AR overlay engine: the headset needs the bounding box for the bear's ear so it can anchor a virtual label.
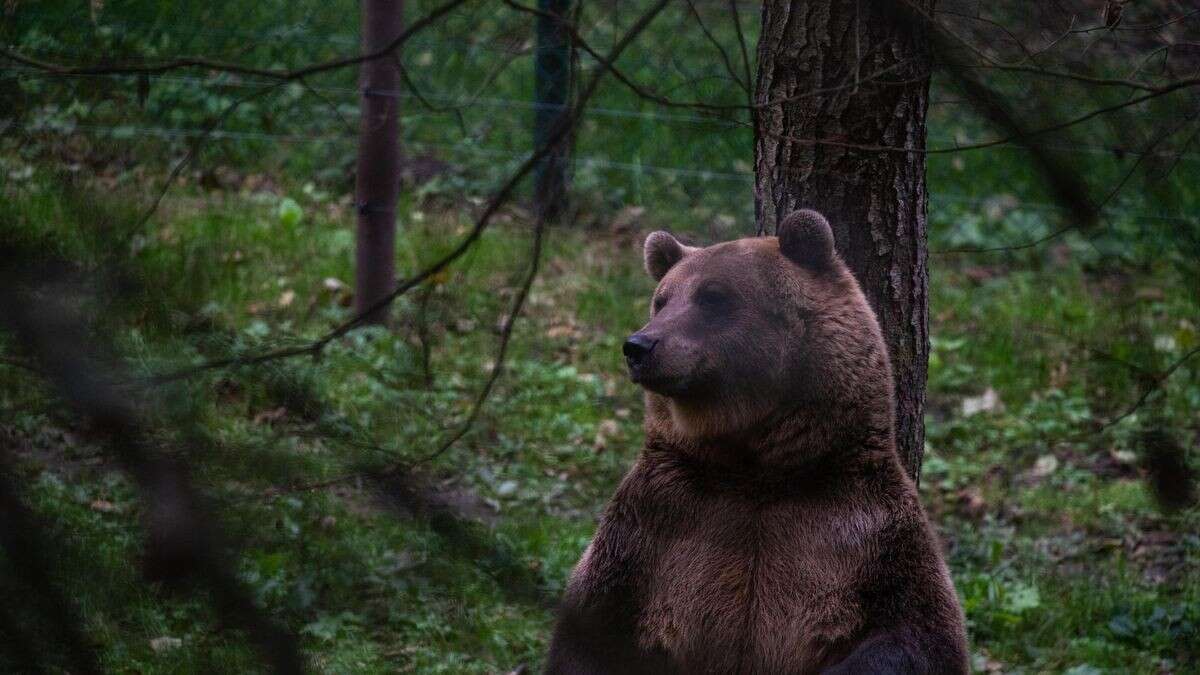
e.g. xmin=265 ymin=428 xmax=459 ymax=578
xmin=643 ymin=231 xmax=694 ymax=281
xmin=777 ymin=209 xmax=835 ymax=271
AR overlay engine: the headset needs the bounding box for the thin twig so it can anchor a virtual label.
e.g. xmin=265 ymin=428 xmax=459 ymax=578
xmin=0 ymin=354 xmax=42 ymax=374
xmin=933 ymin=103 xmax=1200 ymax=254
xmin=728 ymin=0 xmax=754 ymax=109
xmin=501 ymin=0 xmax=920 ymax=114
xmin=131 ymin=82 xmax=284 ymax=232
xmin=0 ymin=0 xmax=472 ymax=81
xmin=409 ymin=201 xmax=547 ymax=467
xmin=683 ymin=0 xmax=749 ymax=97
xmin=141 ymin=0 xmax=673 ymax=389
xmin=249 ymin=0 xmax=675 ymax=495
xmin=1101 ymin=346 xmax=1200 ymax=430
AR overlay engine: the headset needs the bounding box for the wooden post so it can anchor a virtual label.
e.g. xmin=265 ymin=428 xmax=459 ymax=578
xmin=533 ymin=0 xmax=572 ymax=223
xmin=354 ymin=0 xmax=404 ymax=324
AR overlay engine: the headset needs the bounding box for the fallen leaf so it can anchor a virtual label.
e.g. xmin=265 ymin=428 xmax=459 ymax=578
xmin=1048 ymin=361 xmax=1070 ymax=390
xmin=963 ymin=266 xmax=1000 ymax=283
xmin=90 ymin=499 xmax=119 ymax=514
xmin=982 ymin=194 xmax=1019 ymax=221
xmin=253 ymin=407 xmax=288 ymax=425
xmin=961 ymin=388 xmax=1003 ymax=417
xmin=611 ymin=206 xmax=645 ymax=231
xmin=710 ymin=213 xmax=737 ymax=233
xmin=1153 ymin=335 xmax=1177 ymax=352
xmin=1031 ymin=454 xmax=1059 ymax=478
xmin=149 ymin=636 xmax=182 ymax=652
xmin=1110 ymin=448 xmax=1137 ymax=466
xmin=956 ymin=488 xmax=987 ymax=519
xmin=546 ymin=323 xmax=578 ymax=340
xmin=597 ymin=419 xmax=620 ymax=437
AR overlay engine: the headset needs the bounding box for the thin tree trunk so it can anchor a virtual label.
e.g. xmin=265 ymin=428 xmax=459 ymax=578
xmin=754 ymin=0 xmax=935 ymax=482
xmin=354 ymin=0 xmax=404 ymax=324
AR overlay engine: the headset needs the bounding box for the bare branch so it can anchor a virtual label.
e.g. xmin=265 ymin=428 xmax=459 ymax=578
xmin=932 ymin=224 xmax=1079 ymax=255
xmin=932 ymin=99 xmax=1200 ymax=255
xmin=0 ymin=0 xmax=471 ymax=80
xmin=683 ymin=0 xmax=750 ymax=97
xmin=142 ymin=0 xmax=674 ymax=390
xmin=131 ymin=82 xmax=284 ymax=232
xmin=295 ymin=76 xmax=356 ymax=135
xmin=502 ymin=0 xmax=932 ymax=114
xmin=1101 ymin=346 xmax=1200 ymax=431
xmin=409 ymin=192 xmax=547 ymax=467
xmin=1065 ymin=7 xmax=1200 ymax=35
xmin=0 ymin=354 xmax=43 ymax=374
xmin=223 ymin=0 xmax=677 ymax=500
xmin=728 ymin=0 xmax=754 ymax=108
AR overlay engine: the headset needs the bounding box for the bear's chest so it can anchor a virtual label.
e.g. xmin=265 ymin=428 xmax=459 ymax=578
xmin=636 ymin=505 xmax=867 ymax=674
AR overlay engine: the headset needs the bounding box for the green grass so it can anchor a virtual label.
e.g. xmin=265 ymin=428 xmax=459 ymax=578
xmin=0 ymin=170 xmax=1197 ymax=673
xmin=3 ymin=1 xmax=1200 ymax=671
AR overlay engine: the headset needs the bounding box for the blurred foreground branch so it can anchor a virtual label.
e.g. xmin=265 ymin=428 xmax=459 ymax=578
xmin=0 ymin=454 xmax=102 ymax=674
xmin=0 ymin=258 xmax=306 ymax=675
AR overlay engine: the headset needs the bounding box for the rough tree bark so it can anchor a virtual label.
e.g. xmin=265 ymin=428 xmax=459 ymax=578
xmin=354 ymin=0 xmax=404 ymax=324
xmin=754 ymin=0 xmax=935 ymax=482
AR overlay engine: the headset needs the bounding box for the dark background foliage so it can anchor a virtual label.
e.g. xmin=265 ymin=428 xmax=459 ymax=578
xmin=1 ymin=0 xmax=1198 ymax=672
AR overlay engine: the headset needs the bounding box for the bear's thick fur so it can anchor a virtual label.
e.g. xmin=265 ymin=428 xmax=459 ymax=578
xmin=546 ymin=210 xmax=967 ymax=674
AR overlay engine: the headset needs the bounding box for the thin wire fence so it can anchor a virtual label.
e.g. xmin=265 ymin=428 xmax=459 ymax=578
xmin=1 ymin=3 xmax=1199 ymax=673
xmin=4 ymin=3 xmax=1199 ymax=234
xmin=11 ymin=115 xmax=1196 ymax=226
xmin=15 ymin=65 xmax=1200 ymax=152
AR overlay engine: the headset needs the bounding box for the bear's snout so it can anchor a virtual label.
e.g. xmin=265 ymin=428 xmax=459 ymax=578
xmin=622 ymin=333 xmax=658 ymax=381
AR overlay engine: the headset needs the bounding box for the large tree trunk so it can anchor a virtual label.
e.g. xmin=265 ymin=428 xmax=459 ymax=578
xmin=753 ymin=0 xmax=935 ymax=482
xmin=354 ymin=0 xmax=404 ymax=324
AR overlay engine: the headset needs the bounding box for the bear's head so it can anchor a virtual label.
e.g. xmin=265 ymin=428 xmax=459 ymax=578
xmin=626 ymin=210 xmax=894 ymax=453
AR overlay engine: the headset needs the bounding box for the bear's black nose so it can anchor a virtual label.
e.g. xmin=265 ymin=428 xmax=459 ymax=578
xmin=623 ymin=333 xmax=658 ymax=372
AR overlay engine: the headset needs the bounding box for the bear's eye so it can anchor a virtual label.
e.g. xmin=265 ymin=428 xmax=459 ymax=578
xmin=694 ymin=286 xmax=733 ymax=309
xmin=652 ymin=294 xmax=669 ymax=312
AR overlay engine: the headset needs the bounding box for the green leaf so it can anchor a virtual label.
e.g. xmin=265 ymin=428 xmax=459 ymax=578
xmin=1005 ymin=582 xmax=1041 ymax=614
xmin=278 ymin=197 xmax=304 ymax=228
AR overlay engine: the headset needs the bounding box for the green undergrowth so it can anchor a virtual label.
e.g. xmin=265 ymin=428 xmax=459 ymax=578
xmin=4 ymin=1 xmax=1200 ymax=671
xmin=0 ymin=165 xmax=1198 ymax=674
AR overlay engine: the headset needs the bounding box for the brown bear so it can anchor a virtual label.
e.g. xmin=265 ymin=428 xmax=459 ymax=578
xmin=545 ymin=210 xmax=967 ymax=674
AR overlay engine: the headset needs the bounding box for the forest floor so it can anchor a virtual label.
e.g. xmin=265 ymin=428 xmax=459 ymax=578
xmin=1 ymin=169 xmax=1198 ymax=674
